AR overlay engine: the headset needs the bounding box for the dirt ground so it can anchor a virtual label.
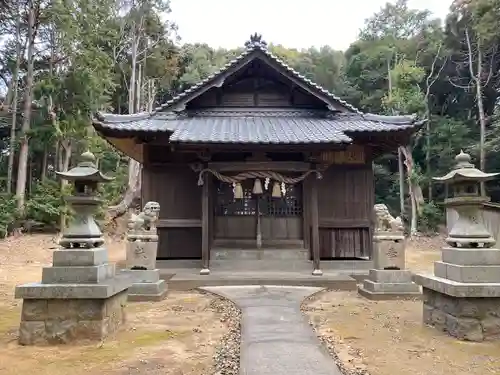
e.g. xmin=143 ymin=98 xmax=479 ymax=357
xmin=0 ymin=234 xmax=229 ymax=375
xmin=304 ymin=236 xmax=500 ymax=375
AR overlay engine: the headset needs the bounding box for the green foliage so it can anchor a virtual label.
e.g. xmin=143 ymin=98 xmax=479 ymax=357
xmin=418 ymin=201 xmax=444 ymax=233
xmin=0 ymin=195 xmax=17 ymax=238
xmin=1 ymin=0 xmax=500 ymax=235
xmin=383 ymin=59 xmax=426 ymax=115
xmin=25 ymin=180 xmax=66 ymax=227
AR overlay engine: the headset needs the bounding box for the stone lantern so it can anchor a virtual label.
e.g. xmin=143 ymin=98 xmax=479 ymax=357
xmin=414 ymin=150 xmax=500 ymax=341
xmin=15 ymin=151 xmax=130 ymax=345
xmin=434 ymin=150 xmax=498 ymax=248
xmin=56 ymin=150 xmax=113 ymax=250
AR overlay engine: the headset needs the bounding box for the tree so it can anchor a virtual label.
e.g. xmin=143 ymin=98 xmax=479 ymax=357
xmin=15 ymin=0 xmax=45 ymax=213
xmin=449 ymin=0 xmax=500 ymax=193
xmin=108 ymin=0 xmax=178 ymax=219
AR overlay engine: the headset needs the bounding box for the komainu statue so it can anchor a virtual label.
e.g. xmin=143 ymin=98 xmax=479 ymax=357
xmin=128 ymin=201 xmax=160 ymax=233
xmin=374 ymin=204 xmax=404 ymax=233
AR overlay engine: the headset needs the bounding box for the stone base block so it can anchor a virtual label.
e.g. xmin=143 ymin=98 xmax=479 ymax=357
xmin=126 ymin=240 xmax=157 ymax=270
xmin=120 ymin=269 xmax=160 ymax=283
xmin=441 ymin=247 xmax=500 ymax=266
xmin=42 ymin=263 xmax=115 ymax=284
xmin=120 ymin=269 xmax=167 ymax=302
xmin=414 ymin=273 xmax=500 ymax=297
xmin=359 ymin=274 xmax=421 ymax=300
xmin=15 ymin=274 xmax=131 ymax=299
xmin=369 ymin=269 xmax=413 ymax=283
xmin=52 ymin=247 xmax=109 ymax=267
xmin=18 ymin=290 xmax=128 ymax=345
xmin=128 ymin=280 xmax=167 ymax=302
xmin=358 ymin=285 xmax=422 ymax=300
xmin=422 ymin=287 xmax=500 ymax=341
xmin=373 ymin=234 xmax=406 ymax=270
xmin=434 ymin=261 xmax=500 ymax=283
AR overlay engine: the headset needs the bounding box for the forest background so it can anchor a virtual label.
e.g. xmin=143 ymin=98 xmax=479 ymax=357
xmin=0 ymin=0 xmax=499 ymax=237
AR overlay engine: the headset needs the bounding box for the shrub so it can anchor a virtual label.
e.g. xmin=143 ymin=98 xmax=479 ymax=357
xmin=25 ymin=180 xmax=66 ymax=228
xmin=418 ymin=201 xmax=443 ymax=233
xmin=0 ymin=195 xmax=17 ymax=238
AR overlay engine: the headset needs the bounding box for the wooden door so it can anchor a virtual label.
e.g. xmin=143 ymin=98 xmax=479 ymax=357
xmin=214 ymin=179 xmax=303 ymax=247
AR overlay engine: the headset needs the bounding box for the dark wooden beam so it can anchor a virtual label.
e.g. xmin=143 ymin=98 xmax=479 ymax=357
xmin=302 ymin=176 xmax=311 ymax=252
xmin=318 ymin=219 xmax=371 ymax=228
xmin=200 ymin=170 xmax=211 ymax=275
xmin=310 ymin=164 xmax=322 ymax=276
xmin=208 ymin=161 xmax=311 ymax=172
xmin=157 ymin=219 xmax=201 ymax=228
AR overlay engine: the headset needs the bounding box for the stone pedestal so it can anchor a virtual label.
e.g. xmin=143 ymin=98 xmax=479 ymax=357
xmin=123 ymin=206 xmax=167 ymax=302
xmin=415 ymin=246 xmax=500 ymax=341
xmin=358 ymin=231 xmax=421 ymax=300
xmin=120 ymin=269 xmax=167 ymax=302
xmin=126 ymin=233 xmax=158 ymax=270
xmin=14 ymin=151 xmax=131 ymax=345
xmin=15 ymin=246 xmax=130 ymax=345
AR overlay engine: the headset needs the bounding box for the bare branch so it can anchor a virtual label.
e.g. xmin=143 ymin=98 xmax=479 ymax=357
xmin=448 ymin=76 xmax=473 ymax=89
xmin=465 ymin=27 xmax=479 ymax=84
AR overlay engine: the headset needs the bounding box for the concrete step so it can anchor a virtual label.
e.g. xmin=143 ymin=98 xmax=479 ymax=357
xmin=320 ymin=259 xmax=374 ymax=271
xmin=210 ymin=259 xmax=312 ymax=272
xmin=211 ymin=248 xmax=309 ymax=261
xmin=213 ymin=239 xmax=305 ymax=249
xmin=166 ymin=271 xmax=358 ymax=291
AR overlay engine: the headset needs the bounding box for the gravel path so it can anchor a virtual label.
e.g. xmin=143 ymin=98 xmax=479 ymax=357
xmin=201 ymin=286 xmax=343 ymax=375
xmin=208 ymin=296 xmax=242 ymax=375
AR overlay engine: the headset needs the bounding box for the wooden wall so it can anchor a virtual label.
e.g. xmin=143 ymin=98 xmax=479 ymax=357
xmin=142 ymin=164 xmax=202 ymax=259
xmin=315 ymin=164 xmax=374 ymax=259
xmin=187 ymin=74 xmax=327 ymax=109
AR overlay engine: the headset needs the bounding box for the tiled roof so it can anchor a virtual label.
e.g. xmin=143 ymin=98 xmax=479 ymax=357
xmin=151 ymin=41 xmax=362 ymax=114
xmin=92 ymin=37 xmax=424 ymax=145
xmin=93 ymin=110 xmax=422 ymax=145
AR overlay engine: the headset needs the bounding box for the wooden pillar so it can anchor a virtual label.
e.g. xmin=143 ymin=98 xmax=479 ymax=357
xmin=310 ymin=166 xmax=322 ymax=276
xmin=200 ymin=172 xmax=211 ymax=275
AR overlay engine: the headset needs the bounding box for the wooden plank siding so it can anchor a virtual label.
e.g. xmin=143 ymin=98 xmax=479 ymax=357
xmin=316 ymin=165 xmax=374 ymax=259
xmin=142 ymin=165 xmax=203 ymax=259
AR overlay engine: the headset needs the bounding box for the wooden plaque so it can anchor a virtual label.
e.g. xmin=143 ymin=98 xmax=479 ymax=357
xmin=320 ymin=145 xmax=365 ymax=164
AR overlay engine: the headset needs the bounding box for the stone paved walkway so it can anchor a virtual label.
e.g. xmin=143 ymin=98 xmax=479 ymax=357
xmin=201 ymin=285 xmax=342 ymax=375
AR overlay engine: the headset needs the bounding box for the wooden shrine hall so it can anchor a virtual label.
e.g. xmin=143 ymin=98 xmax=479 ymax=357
xmin=93 ymin=35 xmax=422 ymax=275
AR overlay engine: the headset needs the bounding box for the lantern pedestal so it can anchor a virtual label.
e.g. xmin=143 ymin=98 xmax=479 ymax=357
xmin=14 ymin=151 xmax=131 ymax=345
xmin=415 ymin=151 xmax=500 ymax=341
xmin=414 ymin=246 xmax=500 ymax=341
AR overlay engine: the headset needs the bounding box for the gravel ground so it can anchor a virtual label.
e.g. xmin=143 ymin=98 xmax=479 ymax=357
xmin=301 ymin=291 xmax=370 ymax=375
xmin=205 ymin=293 xmax=242 ymax=375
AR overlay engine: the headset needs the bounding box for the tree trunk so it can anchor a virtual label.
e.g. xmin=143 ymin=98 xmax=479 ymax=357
xmin=41 ymin=147 xmax=48 ymax=181
xmin=7 ymin=3 xmax=22 ymax=195
xmin=15 ymin=2 xmax=36 ymax=213
xmin=398 ymin=147 xmax=405 ymax=220
xmin=135 ymin=63 xmax=142 ymax=112
xmin=59 ymin=140 xmax=72 ymax=231
xmin=475 ymin=48 xmax=487 ymax=195
xmin=109 ymin=31 xmax=142 ymax=219
xmin=401 ymin=146 xmax=425 ymax=236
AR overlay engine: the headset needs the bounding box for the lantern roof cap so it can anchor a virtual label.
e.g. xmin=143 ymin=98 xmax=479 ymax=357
xmin=433 ymin=150 xmax=499 ymax=183
xmin=56 ymin=151 xmax=114 ymax=182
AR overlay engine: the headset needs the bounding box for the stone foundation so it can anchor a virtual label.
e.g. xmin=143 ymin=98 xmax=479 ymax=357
xmin=358 ymin=269 xmax=421 ymax=300
xmin=120 ymin=269 xmax=167 ymax=302
xmin=18 ymin=290 xmax=127 ymax=345
xmin=423 ymin=287 xmax=500 ymax=341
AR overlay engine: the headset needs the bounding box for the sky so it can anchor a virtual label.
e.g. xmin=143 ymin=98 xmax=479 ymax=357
xmin=169 ymin=0 xmax=452 ymax=51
